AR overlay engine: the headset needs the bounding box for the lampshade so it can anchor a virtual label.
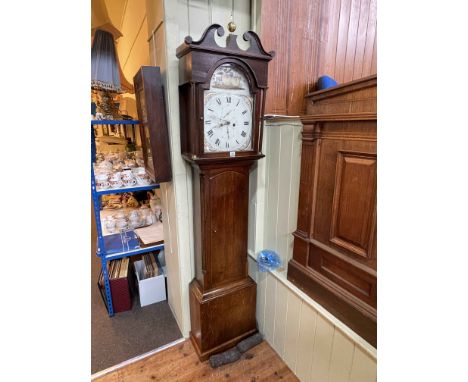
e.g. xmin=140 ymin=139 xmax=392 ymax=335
xmin=91 ymin=29 xmax=122 ymax=93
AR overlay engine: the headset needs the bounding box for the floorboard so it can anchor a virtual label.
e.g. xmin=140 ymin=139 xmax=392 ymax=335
xmin=94 ymin=339 xmax=299 ymax=382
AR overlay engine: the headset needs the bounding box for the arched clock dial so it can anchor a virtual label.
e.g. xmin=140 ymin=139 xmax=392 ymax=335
xmin=204 ymin=64 xmax=253 ymax=153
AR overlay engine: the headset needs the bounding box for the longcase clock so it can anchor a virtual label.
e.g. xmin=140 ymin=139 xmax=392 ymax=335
xmin=176 ymin=24 xmax=274 ymax=360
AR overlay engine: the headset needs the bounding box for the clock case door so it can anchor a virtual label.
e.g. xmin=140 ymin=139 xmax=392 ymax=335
xmin=176 ymin=24 xmax=274 ymax=163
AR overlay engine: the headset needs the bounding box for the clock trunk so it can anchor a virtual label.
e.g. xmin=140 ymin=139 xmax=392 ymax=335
xmin=189 ymin=160 xmax=257 ymax=360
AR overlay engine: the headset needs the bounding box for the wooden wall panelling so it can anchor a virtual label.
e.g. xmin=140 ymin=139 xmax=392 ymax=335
xmin=288 ymin=125 xmax=303 ymax=260
xmin=256 ymin=97 xmax=377 ymax=381
xmin=260 ymin=0 xmax=377 ymax=114
xmin=277 ymin=126 xmax=295 ymax=260
xmin=349 ymin=345 xmax=377 ymax=382
xmin=318 ymin=0 xmax=342 ymax=80
xmin=188 ymin=0 xmax=211 ymax=40
xmin=328 ymin=329 xmax=356 ymax=382
xmin=261 ymin=0 xmax=291 ymax=114
xmin=288 ymin=76 xmax=377 ymax=346
xmin=255 ymin=271 xmax=377 ymax=382
xmin=272 ymin=280 xmax=289 ymax=357
xmin=256 ymin=270 xmax=267 ymax=334
xmin=310 ymin=314 xmax=335 ymax=382
xmin=352 ymin=0 xmax=371 ymax=79
xmin=263 ymin=272 xmax=278 ymax=343
xmin=370 ymin=33 xmax=377 ymax=74
xmin=343 ymin=0 xmax=362 ymax=81
xmin=334 ymin=0 xmax=353 ymax=83
xmin=261 ymin=120 xmax=303 ymax=265
xmin=283 ymin=292 xmax=302 ymax=373
xmin=264 ymin=125 xmax=281 ymax=251
xmin=329 ymin=150 xmax=377 ymax=260
xmin=211 ymin=0 xmax=231 ymax=32
xmin=361 ymin=0 xmax=377 ymax=77
xmin=295 ymin=141 xmax=316 ymax=240
xmin=295 ymin=302 xmax=317 ymax=381
xmin=287 ymin=0 xmax=321 ymax=115
xmin=209 ymin=0 xmax=251 ymax=49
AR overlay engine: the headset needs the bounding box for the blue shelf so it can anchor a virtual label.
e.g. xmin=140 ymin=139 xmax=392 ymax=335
xmin=91 ymin=118 xmax=165 ymax=317
xmin=96 ymin=231 xmax=164 ymax=260
xmin=95 ymin=183 xmax=160 ymax=195
xmin=91 ymin=119 xmax=141 ymax=125
xmin=102 ymin=244 xmax=165 ymax=261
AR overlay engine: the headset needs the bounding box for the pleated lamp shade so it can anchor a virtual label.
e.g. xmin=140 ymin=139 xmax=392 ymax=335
xmin=91 ymin=29 xmax=122 ymax=93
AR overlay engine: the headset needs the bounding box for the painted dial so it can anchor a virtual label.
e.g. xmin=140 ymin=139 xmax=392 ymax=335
xmin=204 ymin=64 xmax=253 ymax=153
xmin=204 ymin=94 xmax=252 ymax=152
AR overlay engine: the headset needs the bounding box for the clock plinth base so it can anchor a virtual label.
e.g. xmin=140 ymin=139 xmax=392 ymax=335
xmin=189 ymin=277 xmax=257 ymax=361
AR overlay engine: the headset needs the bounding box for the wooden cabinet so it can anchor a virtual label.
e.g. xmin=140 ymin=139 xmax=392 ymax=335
xmin=287 ymin=75 xmax=377 ymax=347
xmin=134 ymin=66 xmax=172 ymax=183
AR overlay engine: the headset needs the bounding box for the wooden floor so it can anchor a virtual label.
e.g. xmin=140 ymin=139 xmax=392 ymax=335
xmin=94 ymin=339 xmax=299 ymax=382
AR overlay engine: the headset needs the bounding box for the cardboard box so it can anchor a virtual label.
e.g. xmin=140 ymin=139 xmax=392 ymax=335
xmin=134 ymin=260 xmax=166 ymax=307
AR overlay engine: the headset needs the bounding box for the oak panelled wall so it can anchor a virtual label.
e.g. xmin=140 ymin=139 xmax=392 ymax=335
xmin=260 ymin=0 xmax=377 ymax=115
xmin=288 ymin=75 xmax=377 ymax=347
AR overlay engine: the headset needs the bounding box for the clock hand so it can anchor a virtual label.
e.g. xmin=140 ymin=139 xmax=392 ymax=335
xmin=210 ymin=121 xmax=228 ymax=130
xmin=222 ymin=108 xmax=234 ymax=119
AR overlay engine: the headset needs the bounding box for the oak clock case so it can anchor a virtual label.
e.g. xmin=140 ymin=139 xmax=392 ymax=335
xmin=176 ymin=24 xmax=274 ymax=361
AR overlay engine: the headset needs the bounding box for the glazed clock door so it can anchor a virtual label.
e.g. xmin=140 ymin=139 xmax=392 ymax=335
xmin=203 ymin=64 xmax=253 ymax=153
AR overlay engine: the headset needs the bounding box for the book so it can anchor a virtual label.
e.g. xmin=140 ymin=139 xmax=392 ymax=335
xmin=119 ymin=257 xmax=129 ymax=278
xmin=98 ymin=259 xmax=133 ymax=313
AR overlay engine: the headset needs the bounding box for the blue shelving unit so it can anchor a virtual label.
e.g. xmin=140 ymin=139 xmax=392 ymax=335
xmin=91 ymin=119 xmax=164 ymax=317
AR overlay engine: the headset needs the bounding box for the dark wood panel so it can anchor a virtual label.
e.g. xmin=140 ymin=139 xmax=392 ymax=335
xmin=288 ymin=259 xmax=376 ymax=347
xmin=353 ymin=0 xmax=371 ymax=79
xmin=208 ymin=169 xmax=249 ymax=288
xmin=362 ymin=0 xmax=377 ymax=77
xmin=288 ymin=75 xmax=377 ymax=347
xmin=295 ymin=143 xmax=317 ymax=235
xmin=370 ymin=32 xmax=377 ymax=74
xmin=317 ymin=0 xmax=341 ymax=79
xmin=286 ymin=0 xmax=321 ymax=115
xmin=330 ymin=151 xmax=377 ymax=259
xmin=260 ymin=0 xmax=377 ymax=115
xmin=334 ymin=0 xmax=352 ymax=83
xmin=344 ymin=0 xmax=362 ymax=81
xmin=189 ymin=278 xmax=257 ymax=361
xmin=306 ymin=241 xmax=377 ymax=307
xmin=134 ymin=66 xmax=172 ymax=182
xmin=261 ymin=0 xmax=290 ymax=114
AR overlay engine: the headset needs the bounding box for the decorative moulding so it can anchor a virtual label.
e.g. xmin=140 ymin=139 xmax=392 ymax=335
xmin=176 ymin=24 xmax=275 ymax=61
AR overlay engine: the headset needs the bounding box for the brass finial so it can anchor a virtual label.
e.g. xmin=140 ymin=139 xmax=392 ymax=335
xmin=228 ymin=21 xmax=236 ymax=33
